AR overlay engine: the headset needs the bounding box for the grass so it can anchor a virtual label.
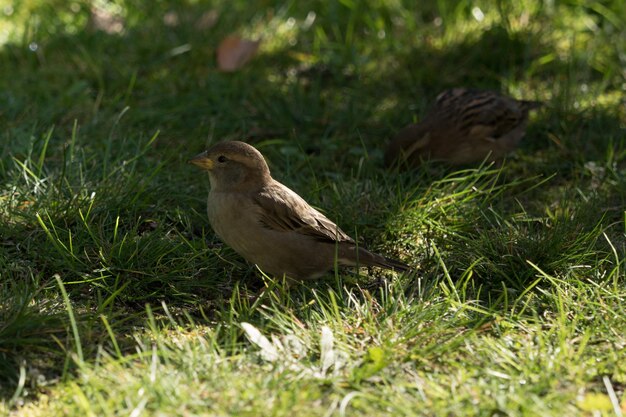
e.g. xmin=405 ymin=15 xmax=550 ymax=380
xmin=0 ymin=0 xmax=625 ymax=415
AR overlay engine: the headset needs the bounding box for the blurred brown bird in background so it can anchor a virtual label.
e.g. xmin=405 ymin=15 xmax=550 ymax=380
xmin=189 ymin=141 xmax=409 ymax=280
xmin=384 ymin=88 xmax=543 ymax=168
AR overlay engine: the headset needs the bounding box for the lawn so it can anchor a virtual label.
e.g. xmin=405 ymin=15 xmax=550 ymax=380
xmin=1 ymin=0 xmax=625 ymax=415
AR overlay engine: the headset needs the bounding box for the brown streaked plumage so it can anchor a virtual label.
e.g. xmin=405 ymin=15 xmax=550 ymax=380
xmin=189 ymin=141 xmax=409 ymax=280
xmin=384 ymin=88 xmax=543 ymax=167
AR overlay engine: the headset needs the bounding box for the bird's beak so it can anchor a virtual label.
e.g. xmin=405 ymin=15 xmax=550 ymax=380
xmin=188 ymin=151 xmax=214 ymax=170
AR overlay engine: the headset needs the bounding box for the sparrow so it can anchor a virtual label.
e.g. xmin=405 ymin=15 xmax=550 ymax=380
xmin=384 ymin=88 xmax=543 ymax=167
xmin=189 ymin=141 xmax=409 ymax=280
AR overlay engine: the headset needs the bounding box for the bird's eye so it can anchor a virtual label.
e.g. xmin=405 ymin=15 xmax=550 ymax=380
xmin=217 ymin=155 xmax=227 ymax=163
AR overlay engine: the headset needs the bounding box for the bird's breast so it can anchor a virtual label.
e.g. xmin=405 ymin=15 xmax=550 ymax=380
xmin=207 ymin=191 xmax=266 ymax=256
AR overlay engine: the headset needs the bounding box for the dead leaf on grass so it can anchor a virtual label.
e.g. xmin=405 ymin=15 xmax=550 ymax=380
xmin=89 ymin=5 xmax=125 ymax=34
xmin=216 ymin=35 xmax=261 ymax=72
xmin=195 ymin=10 xmax=219 ymax=30
xmin=163 ymin=11 xmax=179 ymax=27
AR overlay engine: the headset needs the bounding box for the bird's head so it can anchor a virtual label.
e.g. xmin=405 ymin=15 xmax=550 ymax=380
xmin=188 ymin=141 xmax=272 ymax=191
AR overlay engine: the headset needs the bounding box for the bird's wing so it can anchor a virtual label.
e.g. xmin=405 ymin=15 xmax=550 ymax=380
xmin=440 ymin=90 xmax=530 ymax=141
xmin=253 ymin=182 xmax=354 ymax=243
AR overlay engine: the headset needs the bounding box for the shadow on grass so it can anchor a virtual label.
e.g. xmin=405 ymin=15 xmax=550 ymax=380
xmin=0 ymin=272 xmax=66 ymax=394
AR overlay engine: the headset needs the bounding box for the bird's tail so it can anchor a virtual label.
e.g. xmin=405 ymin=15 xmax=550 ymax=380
xmin=519 ymin=100 xmax=543 ymax=112
xmin=360 ymin=248 xmax=411 ymax=274
xmin=378 ymin=256 xmax=411 ymax=273
xmin=344 ymin=245 xmax=412 ymax=274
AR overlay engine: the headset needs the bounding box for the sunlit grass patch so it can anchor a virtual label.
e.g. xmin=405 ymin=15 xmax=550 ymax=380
xmin=0 ymin=0 xmax=625 ymax=415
